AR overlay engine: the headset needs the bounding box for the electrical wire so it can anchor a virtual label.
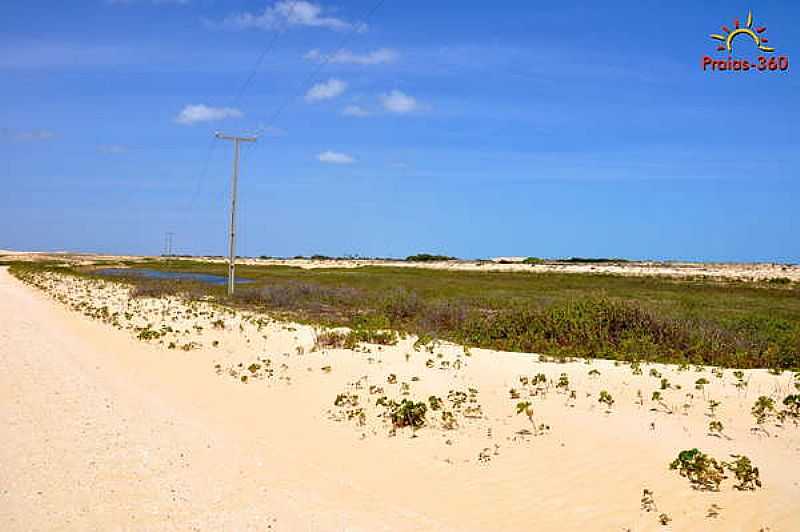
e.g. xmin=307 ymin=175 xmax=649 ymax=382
xmin=183 ymin=0 xmax=303 ymax=218
xmin=255 ymin=0 xmax=388 ymax=133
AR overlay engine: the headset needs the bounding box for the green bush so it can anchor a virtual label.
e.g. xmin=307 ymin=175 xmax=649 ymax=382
xmin=669 ymin=448 xmax=726 ymax=491
xmin=385 ymin=399 xmax=428 ymax=429
xmin=405 ymin=253 xmax=456 ymax=262
xmin=724 ymin=455 xmax=762 ymax=490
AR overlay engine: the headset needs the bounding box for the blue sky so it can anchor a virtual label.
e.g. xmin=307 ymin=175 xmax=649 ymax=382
xmin=1 ymin=1 xmax=798 ymax=261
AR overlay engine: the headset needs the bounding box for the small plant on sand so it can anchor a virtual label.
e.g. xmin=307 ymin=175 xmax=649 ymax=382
xmin=588 ymin=368 xmax=600 ymax=377
xmin=695 ymin=377 xmax=709 ymax=391
xmin=393 ymin=399 xmax=427 ymax=429
xmin=211 ymin=319 xmax=225 ymax=330
xmin=660 ymin=378 xmax=671 ymax=390
xmin=669 ymin=448 xmax=726 ymax=491
xmin=378 ymin=398 xmax=427 ymax=430
xmin=649 ymin=368 xmax=662 ymax=378
xmin=708 ymin=399 xmax=720 ymax=417
xmin=651 ymin=390 xmax=674 ymax=414
xmin=733 ymin=370 xmax=748 ymax=391
xmin=598 ymin=390 xmax=615 ymax=410
xmin=640 ymin=488 xmax=657 ymax=512
xmin=428 ymin=395 xmax=443 ymax=411
xmin=441 ymin=410 xmax=458 ymax=430
xmin=630 ymin=360 xmax=643 ymax=375
xmin=724 ymin=454 xmax=762 ymax=490
xmin=651 ymin=390 xmax=662 ymax=402
xmin=779 ymin=394 xmax=800 ymax=423
xmin=516 ymin=400 xmax=548 ymax=434
xmin=751 ymin=396 xmax=776 ymax=432
xmin=331 ymin=391 xmax=365 ymax=425
xmin=516 ymin=400 xmax=534 ymax=422
xmin=706 ymin=504 xmax=721 ymax=518
xmin=658 ymin=513 xmax=672 ymax=526
xmin=334 ymin=393 xmax=359 ymax=408
xmin=532 ymin=373 xmax=547 ymax=385
xmin=708 ymin=420 xmax=724 ymax=437
xmin=556 ymin=373 xmax=570 ymax=391
xmin=783 ymin=392 xmax=800 ymax=411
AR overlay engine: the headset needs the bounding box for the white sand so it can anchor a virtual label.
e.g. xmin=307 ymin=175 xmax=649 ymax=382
xmin=1 ymin=267 xmax=798 ymax=531
xmin=184 ymin=257 xmax=800 ymax=283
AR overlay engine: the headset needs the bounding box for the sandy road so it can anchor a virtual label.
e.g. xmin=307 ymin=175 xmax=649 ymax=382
xmin=0 ymin=268 xmax=404 ymax=531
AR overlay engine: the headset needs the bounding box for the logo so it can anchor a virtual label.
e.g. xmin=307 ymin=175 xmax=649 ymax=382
xmin=701 ymin=10 xmax=789 ymax=73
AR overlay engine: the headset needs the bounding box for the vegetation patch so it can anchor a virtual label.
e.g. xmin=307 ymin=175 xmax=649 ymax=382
xmin=12 ymin=259 xmax=800 ymax=368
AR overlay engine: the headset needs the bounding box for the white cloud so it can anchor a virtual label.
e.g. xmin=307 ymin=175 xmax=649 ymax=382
xmin=305 ymin=78 xmax=347 ymax=102
xmin=342 ymin=104 xmax=370 ymax=117
xmin=175 ymin=104 xmax=243 ymax=125
xmin=1 ymin=128 xmax=55 ymax=141
xmin=317 ymin=150 xmax=355 ymax=164
xmin=379 ymin=90 xmax=420 ymax=113
xmin=221 ymin=1 xmax=364 ymax=32
xmin=304 ymin=48 xmax=397 ymax=65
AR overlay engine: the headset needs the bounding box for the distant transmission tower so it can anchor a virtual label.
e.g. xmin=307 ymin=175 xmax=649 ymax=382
xmin=215 ymin=132 xmax=257 ymax=296
xmin=164 ymin=232 xmax=174 ymax=256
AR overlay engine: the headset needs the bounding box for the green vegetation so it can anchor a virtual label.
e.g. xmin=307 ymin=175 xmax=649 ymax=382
xmin=751 ymin=396 xmax=776 ymax=428
xmin=640 ymin=488 xmax=656 ymax=512
xmin=669 ymin=448 xmax=726 ymax=491
xmin=378 ymin=397 xmax=427 ymax=429
xmin=405 ymin=253 xmax=456 ymax=262
xmin=670 ymin=449 xmax=764 ymax=492
xmin=598 ymin=390 xmax=615 ymax=409
xmin=10 ymin=259 xmax=800 ymax=368
xmin=725 ymin=455 xmax=762 ymax=490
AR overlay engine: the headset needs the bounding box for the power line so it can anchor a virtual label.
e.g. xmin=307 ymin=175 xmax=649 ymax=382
xmin=164 ymin=231 xmax=174 ymax=256
xmin=183 ymin=1 xmax=303 ymax=218
xmin=187 ymin=0 xmax=388 ymax=266
xmin=255 ymin=0 xmax=388 ymax=133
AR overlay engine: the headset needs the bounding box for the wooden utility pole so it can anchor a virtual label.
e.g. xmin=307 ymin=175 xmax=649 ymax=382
xmin=215 ymin=132 xmax=257 ymax=296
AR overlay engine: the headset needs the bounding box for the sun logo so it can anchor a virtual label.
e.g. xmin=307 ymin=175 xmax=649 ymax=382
xmin=710 ymin=11 xmax=774 ymax=53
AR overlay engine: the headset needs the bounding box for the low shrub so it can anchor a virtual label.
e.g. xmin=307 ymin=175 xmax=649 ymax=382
xmin=669 ymin=448 xmax=726 ymax=491
xmin=379 ymin=398 xmax=427 ymax=429
xmin=725 ymin=454 xmax=762 ymax=490
xmin=405 ymin=253 xmax=456 ymax=262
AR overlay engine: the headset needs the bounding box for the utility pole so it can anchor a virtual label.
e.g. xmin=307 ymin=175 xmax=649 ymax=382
xmin=215 ymin=132 xmax=257 ymax=296
xmin=164 ymin=232 xmax=174 ymax=256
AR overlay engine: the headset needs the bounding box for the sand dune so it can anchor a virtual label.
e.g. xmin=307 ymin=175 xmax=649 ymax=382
xmin=2 ymin=266 xmax=798 ymax=531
